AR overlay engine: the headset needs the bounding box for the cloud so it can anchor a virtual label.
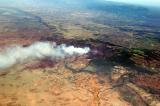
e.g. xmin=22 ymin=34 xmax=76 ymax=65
xmin=0 ymin=42 xmax=90 ymax=69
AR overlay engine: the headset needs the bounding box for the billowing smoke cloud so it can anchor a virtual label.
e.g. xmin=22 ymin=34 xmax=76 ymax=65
xmin=0 ymin=42 xmax=90 ymax=69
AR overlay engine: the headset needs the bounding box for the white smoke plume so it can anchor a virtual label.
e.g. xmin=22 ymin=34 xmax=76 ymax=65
xmin=0 ymin=42 xmax=90 ymax=69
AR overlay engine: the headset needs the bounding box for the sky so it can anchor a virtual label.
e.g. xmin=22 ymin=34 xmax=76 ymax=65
xmin=106 ymin=0 xmax=160 ymax=7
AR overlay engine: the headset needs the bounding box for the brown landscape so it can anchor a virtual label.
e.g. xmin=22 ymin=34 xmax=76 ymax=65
xmin=0 ymin=1 xmax=160 ymax=106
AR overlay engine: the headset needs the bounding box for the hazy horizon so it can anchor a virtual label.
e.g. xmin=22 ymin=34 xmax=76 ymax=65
xmin=0 ymin=0 xmax=160 ymax=8
xmin=106 ymin=0 xmax=160 ymax=7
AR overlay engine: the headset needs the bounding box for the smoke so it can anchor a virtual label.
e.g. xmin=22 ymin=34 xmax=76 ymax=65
xmin=0 ymin=42 xmax=90 ymax=69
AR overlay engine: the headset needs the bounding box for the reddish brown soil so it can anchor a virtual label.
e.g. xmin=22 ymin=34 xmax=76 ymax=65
xmin=25 ymin=59 xmax=57 ymax=70
xmin=0 ymin=28 xmax=51 ymax=47
xmin=0 ymin=58 xmax=131 ymax=106
xmin=131 ymin=54 xmax=160 ymax=70
xmin=131 ymin=74 xmax=160 ymax=98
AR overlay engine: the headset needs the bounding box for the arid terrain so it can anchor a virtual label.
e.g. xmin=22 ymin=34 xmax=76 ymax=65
xmin=0 ymin=0 xmax=160 ymax=106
